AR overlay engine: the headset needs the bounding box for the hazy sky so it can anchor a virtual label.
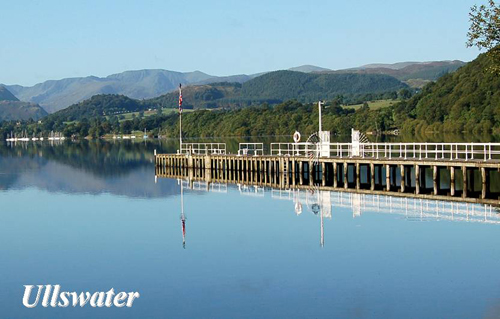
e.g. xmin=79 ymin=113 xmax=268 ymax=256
xmin=0 ymin=0 xmax=482 ymax=86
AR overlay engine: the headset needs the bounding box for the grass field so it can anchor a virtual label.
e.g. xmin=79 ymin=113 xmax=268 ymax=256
xmin=343 ymin=99 xmax=397 ymax=110
xmin=106 ymin=108 xmax=194 ymax=122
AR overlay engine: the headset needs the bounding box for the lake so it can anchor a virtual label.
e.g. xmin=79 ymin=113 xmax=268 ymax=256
xmin=1 ymin=139 xmax=499 ymax=318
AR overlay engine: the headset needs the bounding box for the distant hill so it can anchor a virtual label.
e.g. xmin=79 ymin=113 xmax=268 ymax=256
xmin=2 ymin=60 xmax=462 ymax=113
xmin=150 ymin=71 xmax=407 ymax=109
xmin=0 ymin=86 xmax=19 ymax=101
xmin=359 ymin=62 xmax=425 ymax=70
xmin=0 ymin=86 xmax=47 ymax=121
xmin=288 ymin=65 xmax=331 ymax=73
xmin=4 ymin=70 xmax=252 ymax=113
xmin=49 ymin=94 xmax=145 ymax=121
xmin=330 ymin=61 xmax=466 ymax=88
xmin=45 ymin=71 xmax=407 ymax=122
xmin=0 ymin=101 xmax=48 ymax=121
xmin=148 ymin=82 xmax=244 ymax=109
xmin=393 ymin=53 xmax=500 ymax=133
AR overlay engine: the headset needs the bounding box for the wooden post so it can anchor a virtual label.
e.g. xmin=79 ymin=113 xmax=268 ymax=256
xmin=386 ymin=164 xmax=390 ymax=191
xmin=433 ymin=166 xmax=438 ymax=195
xmin=333 ymin=162 xmax=338 ymax=188
xmin=370 ymin=163 xmax=375 ymax=191
xmin=415 ymin=165 xmax=420 ymax=194
xmin=481 ymin=167 xmax=487 ymax=199
xmin=309 ymin=161 xmax=314 ymax=186
xmin=462 ymin=166 xmax=467 ymax=198
xmin=344 ymin=162 xmax=348 ymax=189
xmin=322 ymin=162 xmax=326 ymax=187
xmin=450 ymin=167 xmax=455 ymax=196
xmin=188 ymin=155 xmax=193 ymax=169
xmin=299 ymin=160 xmax=304 ymax=185
xmin=400 ymin=165 xmax=405 ymax=193
xmin=356 ymin=163 xmax=360 ymax=190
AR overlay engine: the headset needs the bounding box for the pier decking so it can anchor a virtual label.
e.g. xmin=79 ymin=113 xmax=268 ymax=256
xmin=155 ymin=142 xmax=500 ymax=204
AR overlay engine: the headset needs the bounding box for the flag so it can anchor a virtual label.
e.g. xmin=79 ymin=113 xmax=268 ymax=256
xmin=178 ymin=83 xmax=183 ymax=114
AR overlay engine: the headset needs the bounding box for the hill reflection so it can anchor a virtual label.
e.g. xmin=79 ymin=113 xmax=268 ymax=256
xmin=0 ymin=140 xmax=180 ymax=197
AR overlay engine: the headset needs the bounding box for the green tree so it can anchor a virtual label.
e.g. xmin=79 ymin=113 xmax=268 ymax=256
xmin=467 ymin=0 xmax=500 ymax=73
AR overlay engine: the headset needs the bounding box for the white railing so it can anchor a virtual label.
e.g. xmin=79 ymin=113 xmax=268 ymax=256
xmin=180 ymin=143 xmax=226 ymax=155
xmin=238 ymin=143 xmax=264 ymax=156
xmin=270 ymin=142 xmax=338 ymax=157
xmin=270 ymin=142 xmax=500 ymax=161
xmin=355 ymin=143 xmax=500 ymax=161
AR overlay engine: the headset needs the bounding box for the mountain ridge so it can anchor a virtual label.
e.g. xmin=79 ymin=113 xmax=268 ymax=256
xmin=46 ymin=70 xmax=408 ymax=122
xmin=0 ymin=85 xmax=19 ymax=101
xmin=3 ymin=60 xmax=465 ymax=113
xmin=0 ymin=85 xmax=48 ymax=121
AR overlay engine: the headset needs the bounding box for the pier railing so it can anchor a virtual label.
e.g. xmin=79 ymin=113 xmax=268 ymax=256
xmin=357 ymin=143 xmax=500 ymax=161
xmin=238 ymin=143 xmax=264 ymax=156
xmin=180 ymin=143 xmax=226 ymax=155
xmin=270 ymin=142 xmax=341 ymax=157
xmin=269 ymin=142 xmax=500 ymax=161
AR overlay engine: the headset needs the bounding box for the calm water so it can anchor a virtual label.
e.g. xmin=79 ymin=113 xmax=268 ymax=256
xmin=1 ymin=140 xmax=500 ymax=319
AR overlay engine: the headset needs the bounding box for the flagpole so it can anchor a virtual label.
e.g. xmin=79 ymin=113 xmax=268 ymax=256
xmin=179 ymin=83 xmax=183 ymax=151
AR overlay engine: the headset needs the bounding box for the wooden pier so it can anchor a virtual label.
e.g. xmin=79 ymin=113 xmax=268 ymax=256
xmin=155 ymin=142 xmax=500 ymax=204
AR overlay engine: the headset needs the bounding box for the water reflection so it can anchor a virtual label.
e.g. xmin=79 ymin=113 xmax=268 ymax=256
xmin=1 ymin=140 xmax=499 ymax=318
xmin=180 ymin=180 xmax=187 ymax=249
xmin=166 ymin=176 xmax=500 ymax=249
xmin=0 ymin=140 xmax=181 ymax=197
xmin=0 ymin=138 xmax=289 ymax=196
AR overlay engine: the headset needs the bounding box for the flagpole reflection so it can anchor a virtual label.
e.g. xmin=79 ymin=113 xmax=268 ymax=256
xmin=180 ymin=179 xmax=186 ymax=249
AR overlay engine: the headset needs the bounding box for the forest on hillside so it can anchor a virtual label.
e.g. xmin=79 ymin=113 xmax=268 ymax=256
xmin=1 ymin=48 xmax=500 ymax=140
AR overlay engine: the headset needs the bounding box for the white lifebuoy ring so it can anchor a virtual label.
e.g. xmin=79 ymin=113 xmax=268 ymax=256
xmin=293 ymin=131 xmax=301 ymax=143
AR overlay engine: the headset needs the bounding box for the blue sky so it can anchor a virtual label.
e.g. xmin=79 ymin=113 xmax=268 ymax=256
xmin=0 ymin=0 xmax=482 ymax=86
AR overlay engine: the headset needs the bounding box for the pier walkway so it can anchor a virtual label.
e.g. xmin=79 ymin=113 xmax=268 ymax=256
xmin=155 ymin=142 xmax=500 ymax=203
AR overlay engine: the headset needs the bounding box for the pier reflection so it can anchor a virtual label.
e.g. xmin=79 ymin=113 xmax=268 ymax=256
xmin=159 ymin=169 xmax=500 ymax=248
